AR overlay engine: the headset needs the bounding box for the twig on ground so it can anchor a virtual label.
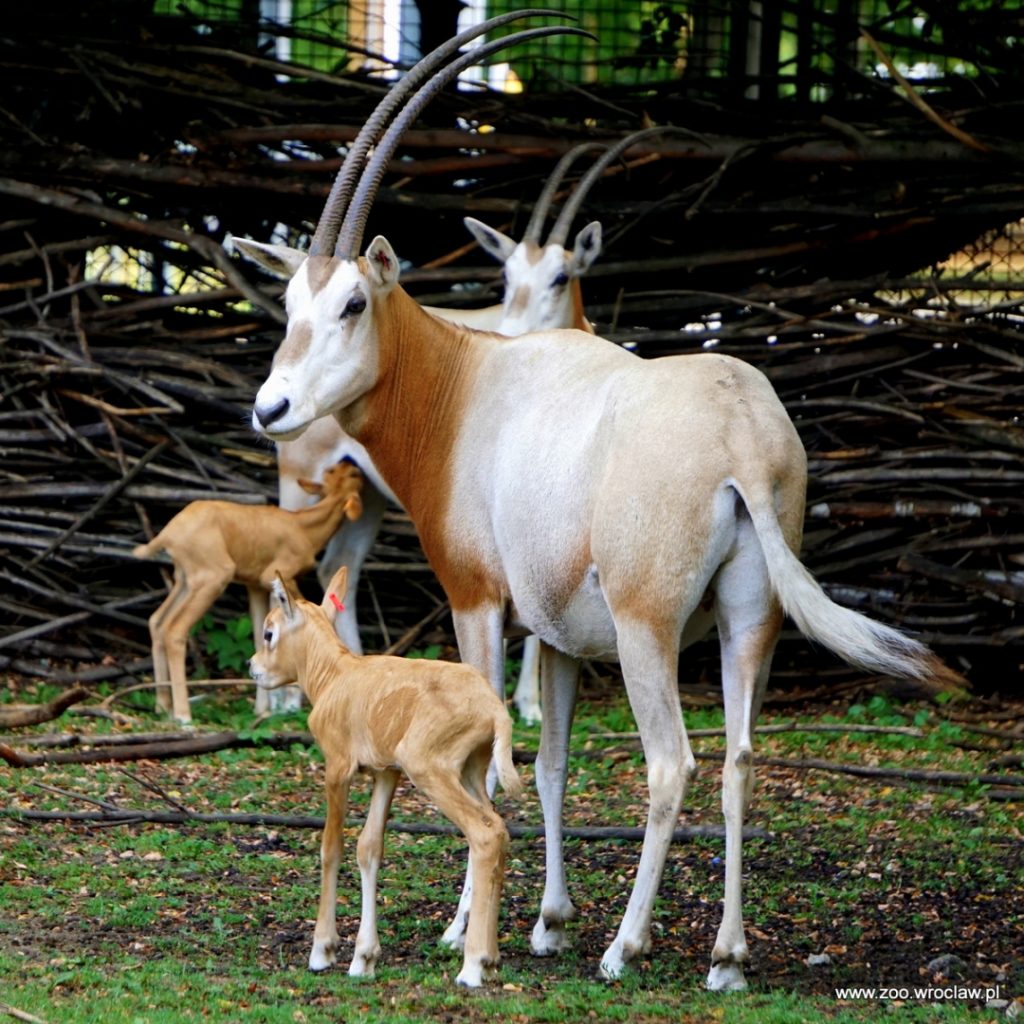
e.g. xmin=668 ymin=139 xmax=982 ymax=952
xmin=0 ymin=686 xmax=90 ymax=728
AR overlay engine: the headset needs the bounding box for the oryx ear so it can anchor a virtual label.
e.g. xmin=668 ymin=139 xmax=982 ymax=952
xmin=463 ymin=217 xmax=518 ymax=264
xmin=270 ymin=572 xmax=296 ymax=621
xmin=321 ymin=566 xmax=349 ymax=623
xmin=365 ymin=236 xmax=401 ymax=290
xmin=569 ymin=221 xmax=602 ymax=276
xmin=230 ymin=237 xmax=308 ymax=280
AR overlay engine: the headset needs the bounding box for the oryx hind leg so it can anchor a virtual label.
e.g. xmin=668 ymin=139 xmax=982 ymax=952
xmin=707 ymin=515 xmax=782 ymax=992
xmin=530 ymin=644 xmax=579 ymax=956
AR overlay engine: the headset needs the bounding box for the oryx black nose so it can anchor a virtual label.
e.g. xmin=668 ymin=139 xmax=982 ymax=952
xmin=255 ymin=397 xmax=290 ymax=428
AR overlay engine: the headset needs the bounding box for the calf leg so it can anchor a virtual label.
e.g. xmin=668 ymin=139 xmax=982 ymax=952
xmin=412 ymin=767 xmax=508 ymax=988
xmin=441 ymin=605 xmax=506 ymax=950
xmin=530 ymin=644 xmax=579 ymax=956
xmin=157 ymin=572 xmax=229 ymax=725
xmin=310 ymin=766 xmax=351 ymax=971
xmin=349 ymin=768 xmax=400 ymax=978
xmin=148 ymin=570 xmax=187 ymax=715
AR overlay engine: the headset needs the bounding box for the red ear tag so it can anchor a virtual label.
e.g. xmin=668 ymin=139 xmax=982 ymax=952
xmin=329 ymin=593 xmax=345 ymax=612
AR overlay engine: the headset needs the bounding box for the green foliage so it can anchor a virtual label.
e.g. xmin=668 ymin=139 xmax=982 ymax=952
xmin=405 ymin=644 xmax=443 ymax=660
xmin=194 ymin=613 xmax=255 ymax=674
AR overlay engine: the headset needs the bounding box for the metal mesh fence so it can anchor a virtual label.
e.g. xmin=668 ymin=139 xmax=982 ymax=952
xmin=143 ymin=1 xmax=1024 ymax=297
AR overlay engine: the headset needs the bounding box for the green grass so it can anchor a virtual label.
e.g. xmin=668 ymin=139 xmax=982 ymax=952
xmin=1 ymin=682 xmax=1019 ymax=1023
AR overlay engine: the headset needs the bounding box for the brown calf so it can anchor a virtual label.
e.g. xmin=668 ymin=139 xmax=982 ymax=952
xmin=248 ymin=565 xmax=521 ymax=987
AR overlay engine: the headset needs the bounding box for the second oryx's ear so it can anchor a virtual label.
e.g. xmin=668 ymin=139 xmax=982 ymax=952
xmin=463 ymin=217 xmax=518 ymax=264
xmin=569 ymin=221 xmax=603 ymax=276
xmin=365 ymin=236 xmax=401 ymax=290
xmin=230 ymin=237 xmax=308 ymax=280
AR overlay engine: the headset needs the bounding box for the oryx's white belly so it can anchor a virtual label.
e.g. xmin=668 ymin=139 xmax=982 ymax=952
xmin=511 ymin=562 xmax=619 ymax=659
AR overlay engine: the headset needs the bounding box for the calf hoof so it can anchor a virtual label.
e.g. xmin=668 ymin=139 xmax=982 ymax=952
xmin=455 ymin=963 xmax=484 ymax=988
xmin=309 ymin=942 xmax=338 ymax=972
xmin=707 ymin=961 xmax=748 ymax=991
xmin=456 ymin=958 xmax=498 ymax=988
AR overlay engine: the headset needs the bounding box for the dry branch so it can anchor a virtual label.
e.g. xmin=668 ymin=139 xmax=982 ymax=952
xmin=0 ymin=805 xmax=769 ymax=842
xmin=0 ymin=686 xmax=89 ymax=728
xmin=0 ymin=15 xmax=1022 ymax=699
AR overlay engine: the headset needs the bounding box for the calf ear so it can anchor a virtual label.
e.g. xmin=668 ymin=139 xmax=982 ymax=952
xmin=297 ymin=478 xmax=323 ymax=497
xmin=343 ymin=493 xmax=363 ymax=521
xmin=321 ymin=566 xmax=349 ymax=623
xmin=270 ymin=572 xmax=296 ymax=622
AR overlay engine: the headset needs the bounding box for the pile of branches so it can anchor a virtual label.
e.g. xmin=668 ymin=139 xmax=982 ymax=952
xmin=1 ymin=12 xmax=1023 ymax=698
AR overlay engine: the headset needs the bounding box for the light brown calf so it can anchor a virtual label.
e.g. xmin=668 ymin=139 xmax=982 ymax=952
xmin=248 ymin=565 xmax=521 ymax=988
xmin=133 ymin=461 xmax=363 ymax=723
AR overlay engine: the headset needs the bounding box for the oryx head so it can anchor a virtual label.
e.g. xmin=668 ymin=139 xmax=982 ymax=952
xmin=235 ymin=11 xmax=592 ymax=442
xmin=463 ymin=126 xmax=696 ymax=336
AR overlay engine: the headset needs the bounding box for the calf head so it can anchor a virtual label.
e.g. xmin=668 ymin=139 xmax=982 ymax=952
xmin=249 ymin=567 xmax=350 ymax=690
xmin=316 ymin=460 xmax=365 ymax=521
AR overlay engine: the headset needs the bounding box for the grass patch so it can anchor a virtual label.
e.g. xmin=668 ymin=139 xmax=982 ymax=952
xmin=1 ymin=683 xmax=1020 ymax=1022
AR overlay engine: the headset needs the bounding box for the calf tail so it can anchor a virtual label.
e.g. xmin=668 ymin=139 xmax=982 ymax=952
xmin=131 ymin=534 xmax=165 ymax=560
xmin=492 ymin=710 xmax=523 ymax=798
xmin=733 ymin=480 xmax=966 ymax=695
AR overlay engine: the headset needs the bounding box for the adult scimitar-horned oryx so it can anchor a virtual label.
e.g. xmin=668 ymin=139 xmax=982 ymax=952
xmin=239 ymin=11 xmax=962 ymax=990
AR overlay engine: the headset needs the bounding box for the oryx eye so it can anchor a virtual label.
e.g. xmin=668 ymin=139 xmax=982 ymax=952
xmin=263 ymin=629 xmax=274 ymax=644
xmin=552 ymin=271 xmax=569 ymax=288
xmin=343 ymin=294 xmax=366 ymax=317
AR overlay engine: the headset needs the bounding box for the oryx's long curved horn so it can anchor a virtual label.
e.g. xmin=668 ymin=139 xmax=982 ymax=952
xmin=547 ymin=125 xmax=704 ymax=247
xmin=308 ymin=9 xmax=569 ymax=256
xmin=522 ymin=142 xmax=607 ymax=244
xmin=336 ymin=25 xmax=595 ymax=259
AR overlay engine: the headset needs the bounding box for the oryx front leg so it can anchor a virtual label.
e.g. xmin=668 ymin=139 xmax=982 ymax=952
xmin=530 ymin=644 xmax=579 ymax=956
xmin=310 ymin=767 xmax=350 ymax=972
xmin=349 ymin=768 xmax=399 ymax=978
xmin=600 ymin=620 xmax=694 ymax=980
xmin=441 ymin=605 xmax=506 ymax=951
xmin=707 ymin=537 xmax=781 ymax=992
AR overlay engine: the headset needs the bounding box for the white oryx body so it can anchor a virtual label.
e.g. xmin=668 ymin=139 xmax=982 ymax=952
xmin=250 ymin=139 xmax=606 ymax=722
xmin=249 ymin=243 xmax=956 ymax=987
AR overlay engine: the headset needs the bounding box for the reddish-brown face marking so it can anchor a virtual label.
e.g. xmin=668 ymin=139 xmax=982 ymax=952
xmin=275 ymin=320 xmax=312 ymax=367
xmin=305 ymin=255 xmax=337 ymax=296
